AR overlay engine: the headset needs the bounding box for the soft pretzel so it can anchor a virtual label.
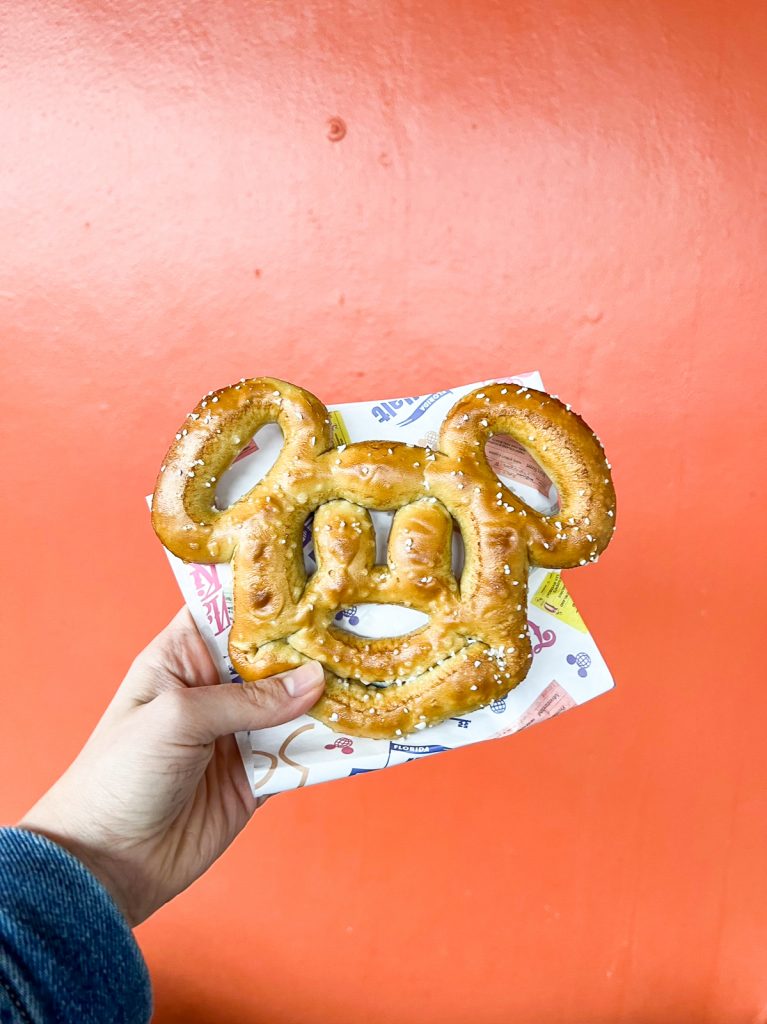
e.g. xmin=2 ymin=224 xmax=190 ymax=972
xmin=151 ymin=378 xmax=616 ymax=738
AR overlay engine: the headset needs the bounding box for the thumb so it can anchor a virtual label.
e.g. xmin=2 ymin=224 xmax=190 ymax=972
xmin=150 ymin=662 xmax=326 ymax=745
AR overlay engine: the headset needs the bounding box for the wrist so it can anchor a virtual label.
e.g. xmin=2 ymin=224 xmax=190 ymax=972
xmin=17 ymin=810 xmax=138 ymax=927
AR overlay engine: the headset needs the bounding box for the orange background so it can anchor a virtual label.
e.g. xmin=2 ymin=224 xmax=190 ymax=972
xmin=1 ymin=2 xmax=766 ymax=1021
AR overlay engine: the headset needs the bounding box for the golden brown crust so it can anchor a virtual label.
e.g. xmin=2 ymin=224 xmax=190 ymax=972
xmin=152 ymin=378 xmax=616 ymax=738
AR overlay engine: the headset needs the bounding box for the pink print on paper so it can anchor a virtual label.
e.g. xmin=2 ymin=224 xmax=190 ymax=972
xmin=528 ymin=619 xmax=556 ymax=655
xmin=516 ymin=680 xmax=576 ymax=730
xmin=494 ymin=680 xmax=576 ymax=738
xmin=233 ymin=438 xmax=260 ymax=463
xmin=325 ymin=737 xmax=354 ymax=755
xmin=188 ymin=563 xmax=231 ymax=636
xmin=485 ymin=434 xmax=554 ymax=499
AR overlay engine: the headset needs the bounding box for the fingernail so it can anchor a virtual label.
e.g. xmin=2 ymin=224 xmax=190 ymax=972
xmin=282 ymin=661 xmax=325 ymax=698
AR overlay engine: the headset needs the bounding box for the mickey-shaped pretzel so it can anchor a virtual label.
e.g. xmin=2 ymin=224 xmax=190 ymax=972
xmin=152 ymin=378 xmax=616 ymax=738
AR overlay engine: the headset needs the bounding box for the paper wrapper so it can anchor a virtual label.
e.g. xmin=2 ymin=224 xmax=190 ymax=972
xmin=148 ymin=372 xmax=614 ymax=795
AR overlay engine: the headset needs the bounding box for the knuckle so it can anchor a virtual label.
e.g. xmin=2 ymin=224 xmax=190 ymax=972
xmin=240 ymin=680 xmax=279 ymax=712
xmin=151 ymin=688 xmax=189 ymax=732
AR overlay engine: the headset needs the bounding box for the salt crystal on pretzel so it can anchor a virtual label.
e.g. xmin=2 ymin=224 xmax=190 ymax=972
xmin=152 ymin=377 xmax=616 ymax=738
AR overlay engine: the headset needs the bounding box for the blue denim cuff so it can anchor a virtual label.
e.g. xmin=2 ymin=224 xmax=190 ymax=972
xmin=0 ymin=827 xmax=151 ymax=1023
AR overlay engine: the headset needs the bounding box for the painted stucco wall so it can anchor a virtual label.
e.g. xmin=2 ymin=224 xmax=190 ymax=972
xmin=1 ymin=3 xmax=765 ymax=1021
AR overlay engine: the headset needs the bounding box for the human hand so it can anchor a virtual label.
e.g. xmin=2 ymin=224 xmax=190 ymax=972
xmin=19 ymin=608 xmax=325 ymax=927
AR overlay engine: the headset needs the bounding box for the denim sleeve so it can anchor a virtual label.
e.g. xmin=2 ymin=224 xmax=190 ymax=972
xmin=0 ymin=828 xmax=151 ymax=1024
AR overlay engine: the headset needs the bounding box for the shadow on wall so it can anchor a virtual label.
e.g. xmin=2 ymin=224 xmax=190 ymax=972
xmin=151 ymin=975 xmax=269 ymax=1024
xmin=151 ymin=971 xmax=710 ymax=1024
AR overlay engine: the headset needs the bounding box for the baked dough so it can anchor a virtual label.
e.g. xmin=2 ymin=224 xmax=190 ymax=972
xmin=152 ymin=378 xmax=615 ymax=738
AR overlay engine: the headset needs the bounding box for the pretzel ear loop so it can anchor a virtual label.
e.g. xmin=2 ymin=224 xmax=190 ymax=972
xmin=438 ymin=383 xmax=616 ymax=571
xmin=152 ymin=378 xmax=615 ymax=738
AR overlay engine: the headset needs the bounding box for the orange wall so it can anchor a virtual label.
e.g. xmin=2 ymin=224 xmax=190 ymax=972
xmin=2 ymin=2 xmax=766 ymax=1021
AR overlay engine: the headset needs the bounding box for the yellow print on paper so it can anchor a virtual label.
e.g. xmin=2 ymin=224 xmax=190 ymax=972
xmin=329 ymin=411 xmax=351 ymax=447
xmin=531 ymin=572 xmax=587 ymax=633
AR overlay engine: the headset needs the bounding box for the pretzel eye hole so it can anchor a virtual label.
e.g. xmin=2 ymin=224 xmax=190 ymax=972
xmin=301 ymin=511 xmax=318 ymax=576
xmin=369 ymin=511 xmax=393 ymax=564
xmin=451 ymin=526 xmax=465 ymax=581
xmin=214 ymin=423 xmax=284 ymax=510
xmin=333 ymin=604 xmax=430 ymax=638
xmin=484 ymin=434 xmax=559 ymax=514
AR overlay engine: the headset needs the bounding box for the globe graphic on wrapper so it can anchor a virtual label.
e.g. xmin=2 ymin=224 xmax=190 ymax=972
xmin=490 ymin=698 xmax=507 ymax=714
xmin=566 ymin=652 xmax=592 ymax=678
